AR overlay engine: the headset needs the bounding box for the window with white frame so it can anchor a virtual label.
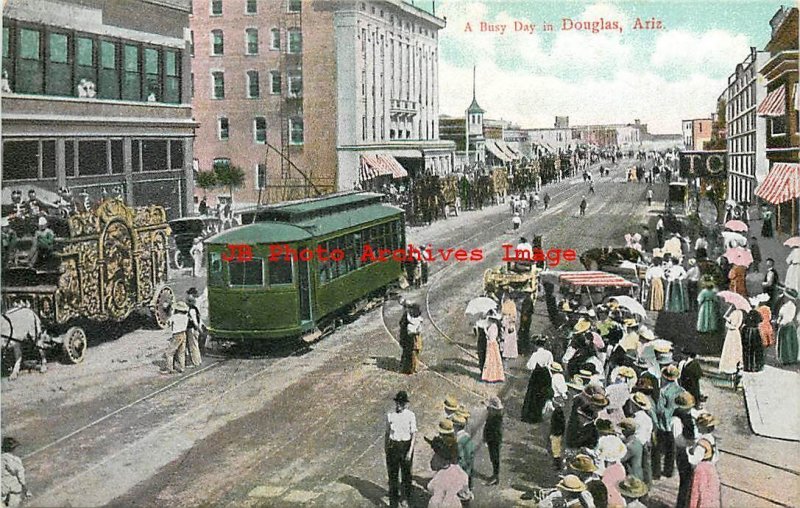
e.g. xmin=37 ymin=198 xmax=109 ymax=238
xmin=771 ymin=116 xmax=787 ymax=136
xmin=218 ymin=117 xmax=229 ymax=140
xmin=288 ymin=71 xmax=302 ymax=97
xmin=255 ymin=163 xmax=267 ymax=189
xmin=270 ymin=29 xmax=280 ymax=50
xmin=290 ymin=117 xmax=303 ymax=145
xmin=246 ymin=70 xmax=260 ymax=98
xmin=211 ymin=30 xmax=224 ymax=55
xmin=245 ymin=29 xmax=258 ymax=55
xmin=270 ymin=71 xmax=281 ymax=94
xmin=287 ymin=29 xmax=302 ymax=54
xmin=254 ymin=117 xmax=267 ymax=144
xmin=211 ymin=71 xmax=225 ymax=99
xmin=245 ymin=0 xmax=257 ymax=14
xmin=211 ymin=0 xmax=222 ymax=15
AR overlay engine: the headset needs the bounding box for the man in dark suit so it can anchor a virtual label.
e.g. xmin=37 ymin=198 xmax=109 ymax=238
xmin=679 ymin=348 xmax=704 ymax=405
xmin=762 ymin=258 xmax=780 ymax=311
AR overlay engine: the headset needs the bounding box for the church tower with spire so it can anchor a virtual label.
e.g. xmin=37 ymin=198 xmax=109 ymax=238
xmin=465 ymin=66 xmax=486 ymax=165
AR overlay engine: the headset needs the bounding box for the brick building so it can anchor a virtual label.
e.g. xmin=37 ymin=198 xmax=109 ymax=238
xmin=681 ymin=118 xmax=712 ymax=151
xmin=190 ymin=0 xmax=454 ymax=204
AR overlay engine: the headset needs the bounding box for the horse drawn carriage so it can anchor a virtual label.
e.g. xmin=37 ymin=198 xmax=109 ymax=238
xmin=1 ymin=198 xmax=173 ymax=374
xmin=483 ymin=263 xmax=540 ymax=302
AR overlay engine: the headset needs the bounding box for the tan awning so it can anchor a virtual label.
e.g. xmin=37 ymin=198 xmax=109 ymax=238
xmin=757 ymin=85 xmax=786 ymax=117
xmin=359 ymin=154 xmax=408 ymax=181
xmin=485 ymin=140 xmax=510 ymax=162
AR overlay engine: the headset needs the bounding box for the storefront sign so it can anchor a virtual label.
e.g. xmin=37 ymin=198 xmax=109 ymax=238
xmin=679 ymin=150 xmax=727 ymax=179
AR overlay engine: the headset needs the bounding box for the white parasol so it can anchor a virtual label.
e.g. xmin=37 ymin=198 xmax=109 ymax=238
xmin=465 ymin=297 xmax=498 ymax=323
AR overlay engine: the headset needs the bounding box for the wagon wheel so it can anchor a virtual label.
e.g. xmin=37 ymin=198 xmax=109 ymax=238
xmin=62 ymin=326 xmax=87 ymax=364
xmin=151 ymin=286 xmax=174 ymax=329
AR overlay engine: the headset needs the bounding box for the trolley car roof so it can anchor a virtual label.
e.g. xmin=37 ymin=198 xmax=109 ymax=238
xmin=206 ymin=222 xmax=313 ymax=245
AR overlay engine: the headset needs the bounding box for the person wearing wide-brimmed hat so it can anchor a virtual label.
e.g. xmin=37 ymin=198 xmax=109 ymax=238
xmin=548 ymin=393 xmax=567 ymax=471
xmin=687 ymin=439 xmax=722 ymax=508
xmin=537 ymin=474 xmax=595 ymax=508
xmin=671 ymin=392 xmax=698 ymax=508
xmin=566 ymin=392 xmax=607 ymax=450
xmin=2 ymin=436 xmax=28 ymax=508
xmin=521 ymin=337 xmax=553 ymax=424
xmin=482 ymin=396 xmax=504 ymax=485
xmin=426 ymin=419 xmax=459 ymax=472
xmin=443 ymin=396 xmax=459 ymax=420
xmin=451 ymin=414 xmax=476 ymax=493
xmin=690 ymin=413 xmax=720 ymax=467
xmin=163 ymin=300 xmax=190 ymax=374
xmin=776 ymin=288 xmax=799 ymax=365
xmin=630 ymin=392 xmax=655 ymax=487
xmin=617 ymin=475 xmax=649 ymax=508
xmin=597 ymin=435 xmax=627 ymax=508
xmin=620 ymin=418 xmax=645 ymax=483
xmin=565 ymin=319 xmax=595 ymax=379
xmin=385 ymin=391 xmax=417 ymax=507
xmin=696 ymin=278 xmax=720 ymax=333
xmin=652 ymin=364 xmax=682 ymax=480
xmin=565 ymin=456 xmax=606 ymax=508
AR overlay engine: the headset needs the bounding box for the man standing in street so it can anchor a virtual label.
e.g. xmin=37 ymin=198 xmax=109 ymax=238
xmin=186 ymin=288 xmax=204 ymax=365
xmin=653 ymin=365 xmax=682 ymax=480
xmin=385 ymin=391 xmax=417 ymax=508
xmin=483 ymin=396 xmax=503 ymax=485
xmin=163 ymin=301 xmax=189 ymax=374
xmin=543 ymin=192 xmax=551 ymax=211
xmin=646 ymin=188 xmax=653 ymax=207
xmin=656 ymin=216 xmax=665 ymax=248
xmin=579 ymin=196 xmax=587 ymax=217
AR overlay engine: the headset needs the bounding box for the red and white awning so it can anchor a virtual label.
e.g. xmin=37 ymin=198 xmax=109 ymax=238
xmin=558 ymin=271 xmax=636 ymax=288
xmin=757 ymin=85 xmax=786 ymax=117
xmin=754 ymin=163 xmax=800 ymax=205
xmin=359 ymin=154 xmax=408 ymax=181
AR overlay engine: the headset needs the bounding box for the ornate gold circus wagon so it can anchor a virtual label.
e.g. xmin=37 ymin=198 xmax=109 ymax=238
xmin=1 ymin=198 xmax=173 ymax=364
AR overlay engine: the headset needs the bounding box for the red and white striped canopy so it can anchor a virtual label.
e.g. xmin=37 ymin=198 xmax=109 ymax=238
xmin=360 ymin=154 xmax=408 ymax=181
xmin=558 ymin=271 xmax=636 ymax=288
xmin=757 ymin=85 xmax=786 ymax=117
xmin=754 ymin=163 xmax=800 ymax=205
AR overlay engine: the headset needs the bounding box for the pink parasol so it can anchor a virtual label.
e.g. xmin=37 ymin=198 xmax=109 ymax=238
xmin=717 ymin=290 xmax=752 ymax=311
xmin=724 ymin=247 xmax=753 ymax=267
xmin=783 ymin=237 xmax=800 ymax=248
xmin=724 ymin=220 xmax=748 ymax=232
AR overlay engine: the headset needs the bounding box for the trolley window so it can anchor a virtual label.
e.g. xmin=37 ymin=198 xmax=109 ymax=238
xmin=228 ymin=257 xmax=264 ymax=287
xmin=208 ymin=252 xmax=224 ymax=286
xmin=269 ymin=257 xmax=293 ymax=285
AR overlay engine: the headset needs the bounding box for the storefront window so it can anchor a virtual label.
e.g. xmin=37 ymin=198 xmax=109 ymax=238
xmin=46 ymin=32 xmax=71 ymax=96
xmin=2 ymin=141 xmax=39 ymax=180
xmin=141 ymin=139 xmax=168 ymax=171
xmin=78 ymin=140 xmax=109 ymax=176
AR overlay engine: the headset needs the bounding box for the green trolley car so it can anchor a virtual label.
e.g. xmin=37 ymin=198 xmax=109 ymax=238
xmin=205 ymin=192 xmax=405 ymax=341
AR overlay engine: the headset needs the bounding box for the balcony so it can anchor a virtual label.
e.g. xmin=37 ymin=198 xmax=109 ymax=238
xmin=390 ymin=99 xmax=418 ymax=115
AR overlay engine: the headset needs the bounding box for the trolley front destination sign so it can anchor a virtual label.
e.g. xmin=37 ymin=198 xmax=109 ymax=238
xmin=679 ymin=150 xmax=728 ymax=179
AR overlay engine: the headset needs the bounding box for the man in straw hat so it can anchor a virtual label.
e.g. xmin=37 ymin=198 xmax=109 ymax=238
xmin=617 ymin=476 xmax=649 ymax=508
xmin=453 ymin=414 xmax=475 ymax=490
xmin=482 ymin=396 xmax=503 ymax=485
xmin=443 ymin=396 xmax=459 ymax=421
xmin=385 ymin=391 xmax=417 ymax=508
xmin=620 ymin=418 xmax=645 ymax=483
xmin=653 ymin=364 xmax=683 ymax=480
xmin=537 ymin=474 xmax=595 ymax=508
xmin=566 ymin=392 xmax=608 ymax=450
xmin=566 ymin=455 xmax=605 ymax=508
xmin=672 ymin=391 xmax=697 ymax=508
xmin=426 ymin=419 xmax=458 ymax=472
xmin=678 ymin=348 xmax=704 ymax=406
xmin=597 ymin=435 xmax=628 ymax=508
xmin=629 ymin=392 xmax=655 ymax=486
xmin=163 ymin=301 xmax=190 ymax=374
xmin=689 ymin=413 xmax=720 ymax=466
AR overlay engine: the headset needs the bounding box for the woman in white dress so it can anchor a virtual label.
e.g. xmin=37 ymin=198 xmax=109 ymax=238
xmin=500 ymin=295 xmax=519 ymax=360
xmin=645 ymin=261 xmax=665 ymax=311
xmin=718 ymin=309 xmax=744 ymax=374
xmin=785 ymin=247 xmax=800 ymax=293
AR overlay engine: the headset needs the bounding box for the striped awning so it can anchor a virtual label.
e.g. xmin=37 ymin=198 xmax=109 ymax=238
xmin=754 ymin=163 xmax=800 ymax=205
xmin=485 ymin=140 xmax=511 ymax=162
xmin=757 ymin=85 xmax=786 ymax=117
xmin=558 ymin=271 xmax=636 ymax=288
xmin=359 ymin=154 xmax=408 ymax=181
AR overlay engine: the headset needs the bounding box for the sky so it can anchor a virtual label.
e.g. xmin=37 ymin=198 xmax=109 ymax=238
xmin=425 ymin=0 xmax=787 ymax=133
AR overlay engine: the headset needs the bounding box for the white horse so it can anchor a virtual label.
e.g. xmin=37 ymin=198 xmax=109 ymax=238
xmin=1 ymin=307 xmax=48 ymax=380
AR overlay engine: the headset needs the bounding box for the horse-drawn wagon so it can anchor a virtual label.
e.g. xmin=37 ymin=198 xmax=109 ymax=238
xmin=1 ymin=197 xmax=173 ymax=374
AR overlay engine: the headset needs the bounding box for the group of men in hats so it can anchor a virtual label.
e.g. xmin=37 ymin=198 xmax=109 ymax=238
xmin=528 ymin=298 xmax=721 ymax=507
xmin=384 ymin=391 xmax=506 ymax=508
xmin=162 ymin=288 xmax=205 ymax=374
